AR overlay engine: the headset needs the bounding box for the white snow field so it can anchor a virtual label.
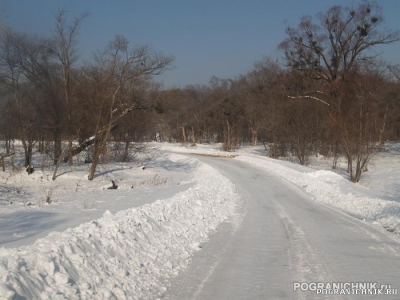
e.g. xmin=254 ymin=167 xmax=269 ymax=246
xmin=0 ymin=151 xmax=239 ymax=299
xmin=0 ymin=150 xmax=199 ymax=248
xmin=1 ymin=142 xmax=400 ymax=299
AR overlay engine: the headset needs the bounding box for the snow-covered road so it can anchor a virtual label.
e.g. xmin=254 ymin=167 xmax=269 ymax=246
xmin=1 ymin=147 xmax=399 ymax=299
xmin=164 ymin=156 xmax=400 ymax=300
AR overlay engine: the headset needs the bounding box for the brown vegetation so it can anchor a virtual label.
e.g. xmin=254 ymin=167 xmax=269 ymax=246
xmin=0 ymin=2 xmax=399 ymax=183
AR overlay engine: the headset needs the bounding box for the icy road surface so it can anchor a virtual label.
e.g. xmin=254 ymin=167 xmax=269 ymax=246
xmin=164 ymin=156 xmax=400 ymax=300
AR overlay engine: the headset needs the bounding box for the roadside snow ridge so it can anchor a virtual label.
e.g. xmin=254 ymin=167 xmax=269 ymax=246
xmin=237 ymin=154 xmax=400 ymax=235
xmin=0 ymin=157 xmax=239 ymax=299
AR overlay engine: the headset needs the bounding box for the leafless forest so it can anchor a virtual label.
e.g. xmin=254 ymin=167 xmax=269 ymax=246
xmin=1 ymin=2 xmax=400 ymax=182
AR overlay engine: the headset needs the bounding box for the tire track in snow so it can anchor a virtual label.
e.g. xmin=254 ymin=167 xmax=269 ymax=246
xmin=272 ymin=199 xmax=339 ymax=300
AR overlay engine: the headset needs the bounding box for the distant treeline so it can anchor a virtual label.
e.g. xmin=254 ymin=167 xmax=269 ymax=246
xmin=0 ymin=1 xmax=399 ymax=182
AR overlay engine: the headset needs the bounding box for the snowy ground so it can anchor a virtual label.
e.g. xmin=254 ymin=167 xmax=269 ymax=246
xmin=163 ymin=155 xmax=400 ymax=300
xmin=159 ymin=142 xmax=400 ymax=234
xmin=0 ymin=145 xmax=239 ymax=299
xmin=0 ymin=149 xmax=197 ymax=248
xmin=0 ymin=141 xmax=399 ymax=299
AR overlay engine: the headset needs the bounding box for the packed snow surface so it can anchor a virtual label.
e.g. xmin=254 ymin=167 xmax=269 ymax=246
xmin=159 ymin=142 xmax=400 ymax=235
xmin=235 ymin=154 xmax=400 ymax=234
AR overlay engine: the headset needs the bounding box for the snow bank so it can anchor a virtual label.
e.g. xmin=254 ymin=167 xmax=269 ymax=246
xmin=236 ymin=154 xmax=400 ymax=234
xmin=155 ymin=142 xmax=236 ymax=157
xmin=0 ymin=155 xmax=239 ymax=299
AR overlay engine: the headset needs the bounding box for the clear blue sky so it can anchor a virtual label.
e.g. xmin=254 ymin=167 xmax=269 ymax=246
xmin=2 ymin=0 xmax=400 ymax=87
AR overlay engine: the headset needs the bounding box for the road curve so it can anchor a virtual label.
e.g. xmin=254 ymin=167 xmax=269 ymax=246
xmin=162 ymin=156 xmax=400 ymax=300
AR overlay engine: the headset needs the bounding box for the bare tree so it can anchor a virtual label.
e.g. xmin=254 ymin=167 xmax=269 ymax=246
xmin=50 ymin=10 xmax=88 ymax=165
xmin=0 ymin=28 xmax=54 ymax=169
xmin=279 ymin=1 xmax=400 ymax=181
xmin=245 ymin=58 xmax=285 ymax=150
xmin=279 ymin=1 xmax=399 ymax=86
xmin=337 ymin=69 xmax=390 ymax=182
xmin=77 ymin=36 xmax=173 ymax=180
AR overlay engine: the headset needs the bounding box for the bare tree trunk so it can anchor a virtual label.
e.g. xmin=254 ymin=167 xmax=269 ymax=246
xmin=87 ymin=121 xmax=114 ymax=180
xmin=5 ymin=139 xmax=10 ymax=156
xmin=38 ymin=139 xmax=44 ymax=154
xmin=224 ymin=119 xmax=232 ymax=151
xmin=191 ymin=126 xmax=196 ymax=144
xmin=297 ymin=145 xmax=306 ymax=165
xmin=182 ymin=126 xmax=187 ymax=144
xmin=67 ymin=139 xmax=73 ymax=166
xmin=379 ymin=104 xmax=389 ymax=146
xmin=273 ymin=133 xmax=278 ymax=158
xmin=21 ymin=139 xmax=33 ymax=168
xmin=54 ymin=127 xmax=62 ymax=165
xmin=332 ymin=140 xmax=339 ymax=169
xmin=0 ymin=156 xmax=4 ymax=172
xmin=88 ymin=142 xmax=101 ymax=181
xmin=123 ymin=138 xmax=130 ymax=162
xmin=27 ymin=144 xmax=33 ymax=169
xmin=52 ymin=147 xmax=70 ymax=180
xmin=354 ymin=158 xmax=362 ymax=183
xmin=347 ymin=157 xmax=354 ymax=181
xmin=251 ymin=129 xmax=258 ymax=147
xmin=52 ymin=158 xmax=62 ymax=181
xmin=5 ymin=117 xmax=11 ymax=155
xmin=0 ymin=152 xmax=15 ymax=172
xmin=320 ymin=139 xmax=328 ymax=157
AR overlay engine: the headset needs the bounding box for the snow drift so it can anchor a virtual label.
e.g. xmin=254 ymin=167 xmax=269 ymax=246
xmin=157 ymin=142 xmax=400 ymax=235
xmin=0 ymin=155 xmax=239 ymax=299
xmin=236 ymin=154 xmax=400 ymax=235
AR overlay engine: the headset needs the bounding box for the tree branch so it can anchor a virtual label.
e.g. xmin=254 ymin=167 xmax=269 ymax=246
xmin=287 ymin=95 xmax=330 ymax=106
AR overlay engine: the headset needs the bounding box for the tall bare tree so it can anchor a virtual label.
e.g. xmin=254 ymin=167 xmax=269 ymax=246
xmin=279 ymin=1 xmax=399 ymax=86
xmin=50 ymin=10 xmax=88 ymax=165
xmin=78 ymin=36 xmax=173 ymax=180
xmin=0 ymin=28 xmax=54 ymax=169
xmin=279 ymin=0 xmax=400 ymax=181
